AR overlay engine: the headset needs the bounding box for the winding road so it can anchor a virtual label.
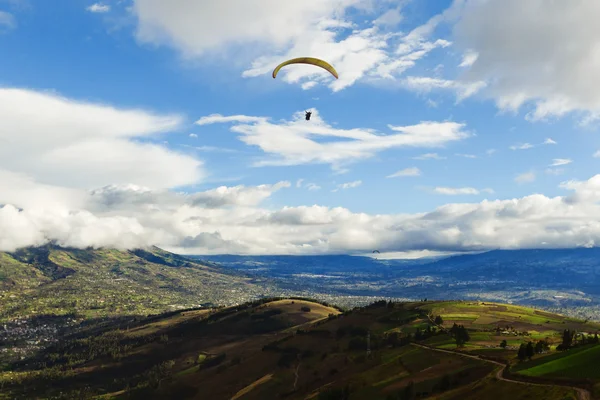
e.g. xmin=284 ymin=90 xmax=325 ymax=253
xmin=411 ymin=343 xmax=591 ymax=400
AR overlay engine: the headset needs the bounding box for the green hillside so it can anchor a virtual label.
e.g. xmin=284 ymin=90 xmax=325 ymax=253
xmin=0 ymin=245 xmax=272 ymax=323
xmin=1 ymin=299 xmax=590 ymax=400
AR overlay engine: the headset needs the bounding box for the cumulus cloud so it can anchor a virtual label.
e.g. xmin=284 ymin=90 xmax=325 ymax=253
xmin=7 ymin=173 xmax=600 ymax=255
xmin=594 ymin=151 xmax=600 ymax=158
xmin=195 ymin=110 xmax=469 ymax=171
xmin=452 ymin=0 xmax=600 ymax=121
xmin=86 ymin=3 xmax=110 ymax=13
xmin=515 ymin=172 xmax=536 ymax=184
xmin=550 ymin=158 xmax=572 ymax=167
xmin=544 ymin=138 xmax=557 ymax=145
xmin=189 ymin=133 xmax=198 ymax=138
xmin=387 ymin=167 xmax=421 ymax=178
xmin=131 ymin=1 xmax=454 ymax=92
xmin=0 ymin=88 xmax=201 ymax=190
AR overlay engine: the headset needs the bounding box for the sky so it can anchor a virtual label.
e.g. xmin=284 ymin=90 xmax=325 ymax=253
xmin=1 ymin=0 xmax=600 ymax=256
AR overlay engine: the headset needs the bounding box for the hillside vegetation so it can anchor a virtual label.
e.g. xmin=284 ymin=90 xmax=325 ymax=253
xmin=2 ymin=299 xmax=595 ymax=400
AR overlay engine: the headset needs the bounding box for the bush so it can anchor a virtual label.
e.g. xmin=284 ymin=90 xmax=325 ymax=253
xmin=301 ymin=306 xmax=311 ymax=312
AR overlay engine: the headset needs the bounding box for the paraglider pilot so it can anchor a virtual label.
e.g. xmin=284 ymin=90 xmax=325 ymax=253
xmin=305 ymin=111 xmax=312 ymax=121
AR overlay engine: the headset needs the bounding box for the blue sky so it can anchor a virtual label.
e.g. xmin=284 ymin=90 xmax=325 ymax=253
xmin=1 ymin=0 xmax=600 ymax=256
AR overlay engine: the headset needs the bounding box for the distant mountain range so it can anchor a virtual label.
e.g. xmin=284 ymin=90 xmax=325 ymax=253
xmin=191 ymin=248 xmax=600 ymax=318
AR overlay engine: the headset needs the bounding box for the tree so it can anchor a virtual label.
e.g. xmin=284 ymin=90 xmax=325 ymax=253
xmin=450 ymin=324 xmax=470 ymax=347
xmin=526 ymin=342 xmax=534 ymax=360
xmin=434 ymin=315 xmax=444 ymax=325
xmin=517 ymin=344 xmax=527 ymax=361
xmin=561 ymin=329 xmax=574 ymax=349
xmin=535 ymin=340 xmax=549 ymax=354
xmin=500 ymin=340 xmax=507 ymax=349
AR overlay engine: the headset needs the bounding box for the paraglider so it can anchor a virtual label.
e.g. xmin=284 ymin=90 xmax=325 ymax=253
xmin=272 ymin=57 xmax=338 ymax=122
xmin=272 ymin=57 xmax=339 ymax=80
xmin=372 ymin=250 xmax=380 ymax=254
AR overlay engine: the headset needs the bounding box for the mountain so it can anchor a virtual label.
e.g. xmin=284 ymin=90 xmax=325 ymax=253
xmin=0 ymin=245 xmax=281 ymax=345
xmin=193 ymin=248 xmax=600 ymax=319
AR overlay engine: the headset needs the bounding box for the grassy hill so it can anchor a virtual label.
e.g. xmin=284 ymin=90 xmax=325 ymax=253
xmin=0 ymin=245 xmax=280 ymax=366
xmin=0 ymin=245 xmax=274 ymax=322
xmin=1 ymin=299 xmax=595 ymax=400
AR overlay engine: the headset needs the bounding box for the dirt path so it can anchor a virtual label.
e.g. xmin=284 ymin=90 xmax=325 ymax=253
xmin=411 ymin=343 xmax=591 ymax=400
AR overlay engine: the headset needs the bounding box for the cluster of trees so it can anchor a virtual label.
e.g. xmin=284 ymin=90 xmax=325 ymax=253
xmin=556 ymin=329 xmax=599 ymax=350
xmin=449 ymin=324 xmax=470 ymax=347
xmin=517 ymin=340 xmax=550 ymax=361
xmin=414 ymin=326 xmax=438 ymax=341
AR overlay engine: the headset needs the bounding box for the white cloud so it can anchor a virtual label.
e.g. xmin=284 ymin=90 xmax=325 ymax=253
xmin=196 ymin=110 xmax=468 ymax=171
xmin=515 ymin=172 xmax=536 ymax=184
xmin=544 ymin=138 xmax=557 ymax=145
xmin=337 ymin=180 xmax=362 ymax=190
xmin=594 ymin=150 xmax=600 ymax=158
xmin=458 ymin=50 xmax=478 ymax=68
xmin=452 ymin=0 xmax=600 ymax=121
xmin=413 ymin=153 xmax=446 ymax=160
xmin=387 ymin=167 xmax=421 ymax=178
xmin=296 ymin=179 xmax=321 ymax=191
xmin=86 ymin=3 xmax=110 ymax=13
xmin=486 ymin=149 xmax=496 ymax=155
xmin=510 ymin=143 xmax=534 ymax=151
xmin=455 ymin=153 xmax=477 ymax=159
xmin=434 ymin=187 xmax=480 ymax=195
xmin=0 ymin=11 xmax=16 ymax=30
xmin=189 ymin=133 xmax=198 ymax=138
xmin=6 ymin=172 xmax=600 ymax=254
xmin=131 ymin=1 xmax=454 ymax=92
xmin=0 ymin=88 xmax=201 ymax=190
xmin=550 ymin=158 xmax=572 ymax=167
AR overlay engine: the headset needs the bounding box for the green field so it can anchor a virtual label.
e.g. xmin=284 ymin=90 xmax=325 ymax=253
xmin=514 ymin=344 xmax=600 ymax=379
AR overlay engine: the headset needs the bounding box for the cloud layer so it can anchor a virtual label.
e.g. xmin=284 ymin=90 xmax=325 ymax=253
xmin=4 ymin=173 xmax=600 ymax=255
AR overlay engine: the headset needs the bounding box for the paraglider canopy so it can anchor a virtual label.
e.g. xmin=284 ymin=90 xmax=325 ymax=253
xmin=372 ymin=250 xmax=380 ymax=254
xmin=272 ymin=57 xmax=339 ymax=80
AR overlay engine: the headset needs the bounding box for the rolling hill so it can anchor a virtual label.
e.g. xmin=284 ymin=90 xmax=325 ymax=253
xmin=1 ymin=299 xmax=597 ymax=400
xmin=0 ymin=245 xmax=281 ymax=366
